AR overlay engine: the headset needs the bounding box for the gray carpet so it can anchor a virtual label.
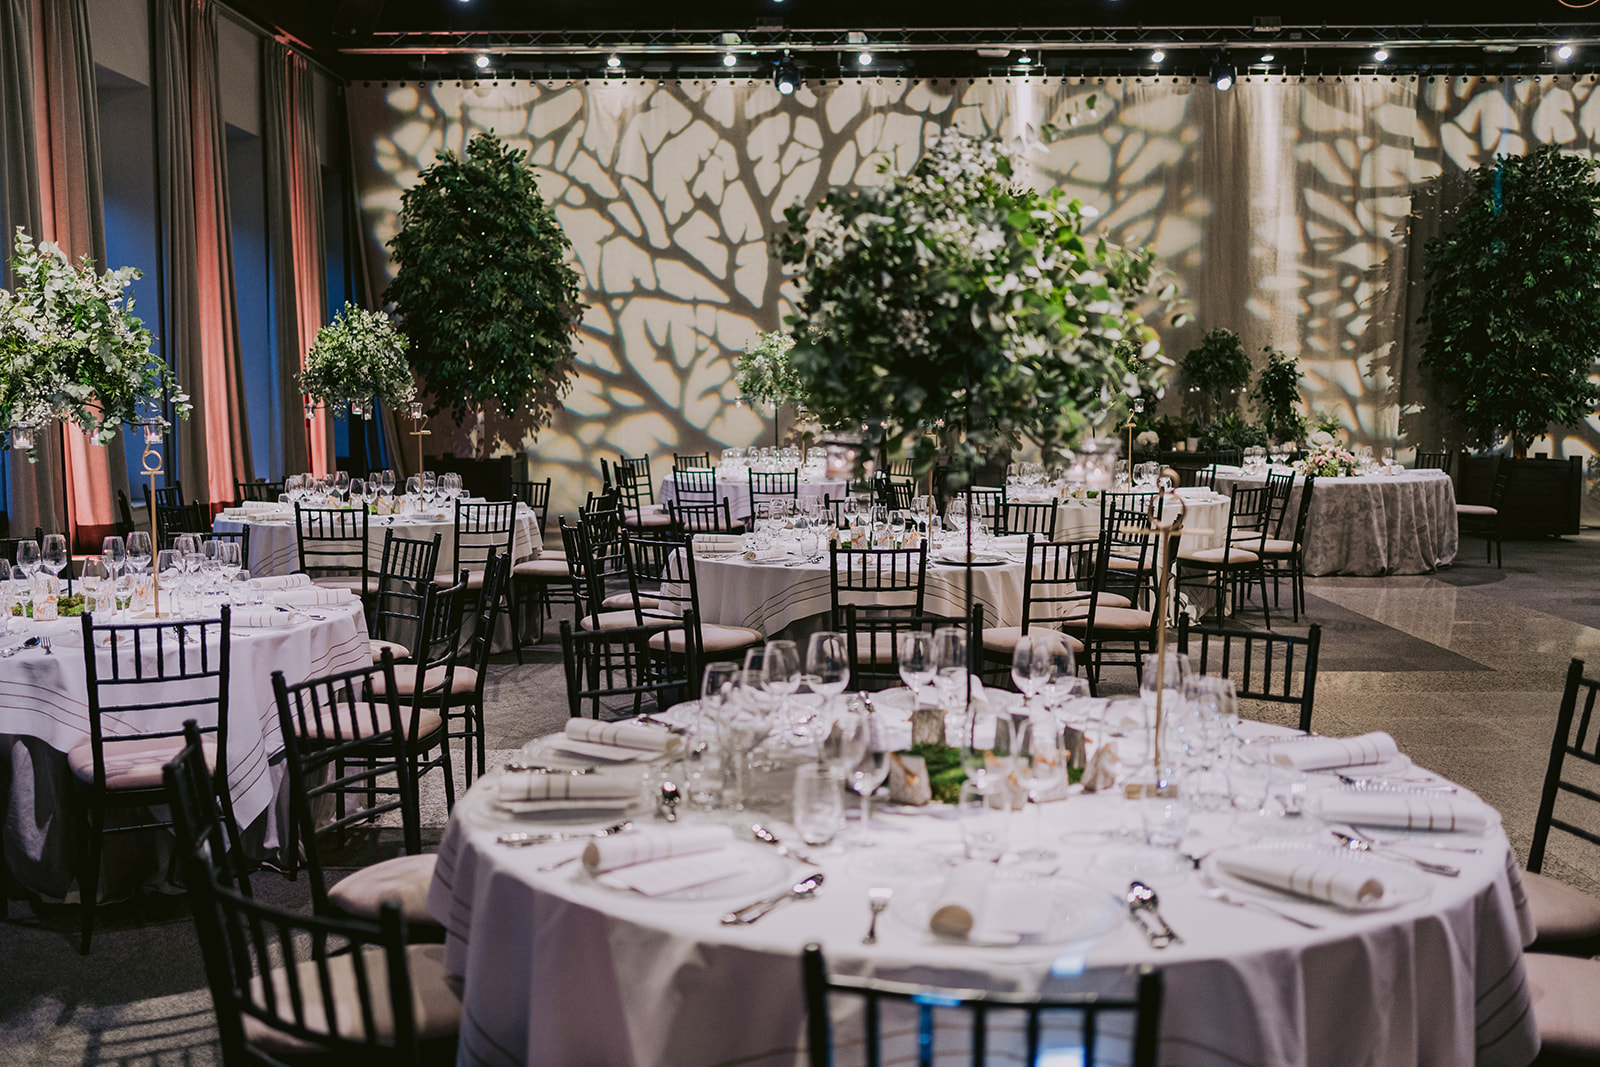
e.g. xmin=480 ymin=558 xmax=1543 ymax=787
xmin=5 ymin=534 xmax=1600 ymax=1063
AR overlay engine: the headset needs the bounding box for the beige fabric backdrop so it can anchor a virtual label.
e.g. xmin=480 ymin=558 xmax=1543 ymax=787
xmin=346 ymin=74 xmax=1600 ymax=520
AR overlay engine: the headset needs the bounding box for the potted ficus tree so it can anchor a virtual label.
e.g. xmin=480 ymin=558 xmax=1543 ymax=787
xmin=385 ymin=132 xmax=587 ymax=492
xmin=1420 ymin=145 xmax=1600 ymax=534
xmin=1253 ymin=347 xmax=1307 ymax=447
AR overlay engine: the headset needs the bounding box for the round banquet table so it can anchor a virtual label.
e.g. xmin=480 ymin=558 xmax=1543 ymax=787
xmin=428 ymin=710 xmax=1538 ymax=1067
xmin=1212 ymin=468 xmax=1458 ymax=577
xmin=0 ymin=601 xmax=371 ymax=899
xmin=658 ymin=469 xmax=848 ymax=523
xmin=212 ymin=503 xmax=543 ymax=580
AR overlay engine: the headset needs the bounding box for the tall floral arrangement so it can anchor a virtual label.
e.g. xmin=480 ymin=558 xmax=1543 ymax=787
xmin=300 ymin=301 xmax=417 ymax=415
xmin=778 ymin=126 xmax=1173 ymax=478
xmin=0 ymin=228 xmax=188 ymax=453
xmin=734 ymin=331 xmax=804 ymax=409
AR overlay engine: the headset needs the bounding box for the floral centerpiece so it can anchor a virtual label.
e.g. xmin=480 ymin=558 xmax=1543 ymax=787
xmin=0 ymin=227 xmax=188 ymax=455
xmin=1297 ymin=442 xmax=1357 ymax=478
xmin=734 ymin=330 xmax=803 ymax=409
xmin=300 ymin=301 xmax=417 ymax=416
xmin=777 ymin=126 xmax=1174 ymax=479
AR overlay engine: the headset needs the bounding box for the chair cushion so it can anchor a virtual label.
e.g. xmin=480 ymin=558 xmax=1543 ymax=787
xmin=980 ymin=627 xmax=1084 ymax=655
xmin=1107 ymin=555 xmax=1144 ymax=572
xmin=370 ymin=639 xmax=412 ymax=663
xmin=578 ymin=610 xmax=678 ymax=631
xmin=1178 ymin=546 xmax=1261 ymax=565
xmin=1526 ymin=951 xmax=1600 ymax=1057
xmin=1456 ymin=504 xmax=1498 ymax=517
xmin=1256 ymin=539 xmax=1299 ymax=555
xmin=650 ymin=623 xmax=763 ymax=653
xmin=243 ymin=942 xmax=461 ymax=1055
xmin=328 ymin=854 xmax=442 ymax=929
xmin=1061 ymin=606 xmax=1153 ymax=631
xmin=1525 ymin=870 xmax=1600 ymax=946
xmin=297 ymin=701 xmax=444 ymax=742
xmin=625 ymin=508 xmax=674 ymax=529
xmin=513 ymin=559 xmax=570 ymax=578
xmin=601 ymin=592 xmax=660 ymax=610
xmin=369 ymin=665 xmax=480 ymax=697
xmin=68 ymin=736 xmax=217 ymax=791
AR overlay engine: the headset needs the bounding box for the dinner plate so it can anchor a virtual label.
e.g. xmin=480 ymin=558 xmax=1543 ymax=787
xmin=933 ymin=554 xmax=1007 ymax=567
xmin=582 ymin=841 xmax=796 ymax=902
xmin=894 ymin=871 xmax=1122 ymax=947
xmin=1201 ymin=841 xmax=1430 ymax=912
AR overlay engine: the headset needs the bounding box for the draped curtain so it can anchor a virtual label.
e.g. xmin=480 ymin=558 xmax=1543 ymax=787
xmin=262 ymin=39 xmax=330 ymax=478
xmin=1 ymin=0 xmax=128 ymax=550
xmin=152 ymin=0 xmax=252 ymax=507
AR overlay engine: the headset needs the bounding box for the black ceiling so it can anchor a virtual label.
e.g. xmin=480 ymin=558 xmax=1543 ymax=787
xmin=234 ymin=0 xmax=1600 ymax=80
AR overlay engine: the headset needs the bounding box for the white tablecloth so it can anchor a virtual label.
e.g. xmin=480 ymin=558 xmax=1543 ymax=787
xmin=1213 ymin=469 xmax=1458 ymax=577
xmin=659 ymin=472 xmax=848 ymax=522
xmin=213 ymin=505 xmax=542 ymax=580
xmin=429 ymin=716 xmax=1537 ymax=1067
xmin=0 ymin=603 xmax=371 ymax=897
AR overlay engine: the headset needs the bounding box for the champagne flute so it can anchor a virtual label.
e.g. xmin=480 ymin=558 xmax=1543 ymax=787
xmin=896 ymin=631 xmax=936 ymax=707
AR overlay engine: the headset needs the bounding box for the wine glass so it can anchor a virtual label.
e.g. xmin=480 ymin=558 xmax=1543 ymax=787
xmin=9 ymin=566 xmax=33 ymax=622
xmin=101 ymin=536 xmax=126 ymax=576
xmin=126 ymin=531 xmax=152 ymax=575
xmin=349 ymin=478 xmax=367 ymax=510
xmin=333 ymin=470 xmax=351 ymax=506
xmin=896 ymin=631 xmax=936 ymax=706
xmin=215 ymin=541 xmax=242 ymax=583
xmin=932 ymin=624 xmax=969 ymax=714
xmin=844 ymin=707 xmax=888 ymax=845
xmin=753 ymin=640 xmax=803 ymax=736
xmin=40 ymin=534 xmax=68 ymax=592
xmin=1139 ymin=651 xmax=1191 ymax=707
xmin=157 ymin=549 xmax=184 ymax=603
xmin=719 ymin=669 xmax=778 ymax=810
xmin=14 ymin=539 xmax=40 ymax=579
xmin=1013 ymin=715 xmax=1068 ymax=861
xmin=78 ymin=557 xmax=108 ymax=615
xmin=958 ymin=711 xmax=1017 ymax=793
xmin=804 ymin=631 xmax=850 ymax=711
xmin=1010 ymin=635 xmax=1052 ymax=708
xmin=1038 ymin=639 xmax=1085 ymax=713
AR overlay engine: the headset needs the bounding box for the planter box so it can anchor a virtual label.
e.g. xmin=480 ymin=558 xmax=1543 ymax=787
xmin=1456 ymin=454 xmax=1582 ymax=537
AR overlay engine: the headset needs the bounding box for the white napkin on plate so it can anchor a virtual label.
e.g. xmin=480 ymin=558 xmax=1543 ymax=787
xmin=273 ymin=587 xmax=357 ymax=607
xmin=929 ymin=864 xmax=1051 ymax=943
xmin=742 ymin=548 xmax=787 ymax=562
xmin=249 ymin=573 xmax=313 ymax=590
xmin=498 ymin=770 xmax=639 ymax=808
xmin=1312 ymin=792 xmax=1491 ymax=833
xmin=987 ymin=535 xmax=1031 ymax=552
xmin=1271 ymin=731 xmax=1399 ymax=771
xmin=233 ymin=610 xmax=293 ymax=628
xmin=582 ymin=825 xmax=733 ymax=874
xmin=1216 ymin=850 xmax=1386 ymax=907
xmin=693 ymin=534 xmax=744 ymax=549
xmin=565 ymin=719 xmax=681 ymax=754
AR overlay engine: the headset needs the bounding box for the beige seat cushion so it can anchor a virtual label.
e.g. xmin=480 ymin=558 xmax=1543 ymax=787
xmin=1062 ymin=606 xmax=1153 ymax=632
xmin=370 ymin=639 xmax=412 ymax=663
xmin=1456 ymin=504 xmax=1498 ymax=517
xmin=980 ymin=627 xmax=1084 ymax=655
xmin=651 ymin=624 xmax=762 ymax=654
xmin=538 ymin=549 xmax=567 ymax=561
xmin=1257 ymin=539 xmax=1299 ymax=555
xmin=1094 ymin=592 xmax=1133 ymax=609
xmin=512 ymin=559 xmax=570 ymax=578
xmin=328 ymin=854 xmax=441 ymax=929
xmin=369 ymin=665 xmax=480 ymax=697
xmin=1525 ymin=870 xmax=1600 ymax=946
xmin=296 ymin=701 xmax=443 ymax=742
xmin=601 ymin=592 xmax=660 ymax=611
xmin=68 ymin=736 xmax=217 ymax=791
xmin=243 ymin=942 xmax=461 ymax=1055
xmin=1178 ymin=545 xmax=1261 ymax=565
xmin=1526 ymin=951 xmax=1600 ymax=1057
xmin=578 ymin=609 xmax=678 ymax=631
xmin=625 ymin=507 xmax=674 ymax=528
xmin=1107 ymin=555 xmax=1144 ymax=572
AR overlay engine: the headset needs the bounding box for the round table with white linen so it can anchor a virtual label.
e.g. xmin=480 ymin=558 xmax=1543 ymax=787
xmin=658 ymin=469 xmax=848 ymax=523
xmin=428 ymin=708 xmax=1538 ymax=1067
xmin=1212 ymin=468 xmax=1458 ymax=577
xmin=0 ymin=599 xmax=371 ymax=898
xmin=213 ymin=503 xmax=543 ymax=580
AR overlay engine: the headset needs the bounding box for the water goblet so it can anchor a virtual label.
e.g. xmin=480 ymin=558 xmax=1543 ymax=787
xmin=126 ymin=531 xmax=153 ymax=575
xmin=78 ymin=557 xmax=108 ymax=615
xmin=333 ymin=470 xmax=351 ymax=505
xmin=1010 ymin=635 xmax=1052 ymax=708
xmin=15 ymin=539 xmax=40 ymax=579
xmin=40 ymin=535 xmax=68 ymax=593
xmin=101 ymin=536 xmax=126 ymax=574
xmin=896 ymin=631 xmax=936 ymax=706
xmin=804 ymin=631 xmax=850 ymax=711
xmin=349 ymin=478 xmax=367 ymax=510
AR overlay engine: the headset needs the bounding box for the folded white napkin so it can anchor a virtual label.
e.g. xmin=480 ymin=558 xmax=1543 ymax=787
xmin=582 ymin=825 xmax=733 ymax=874
xmin=987 ymin=535 xmax=1031 ymax=551
xmin=929 ymin=865 xmax=1051 ymax=943
xmin=742 ymin=548 xmax=787 ymax=562
xmin=565 ymin=719 xmax=680 ymax=754
xmin=273 ymin=587 xmax=357 ymax=607
xmin=497 ymin=771 xmax=640 ymax=806
xmin=1312 ymin=792 xmax=1491 ymax=833
xmin=249 ymin=573 xmax=313 ymax=590
xmin=239 ymin=500 xmax=281 ymax=513
xmin=694 ymin=534 xmax=745 ymax=547
xmin=1271 ymin=731 xmax=1399 ymax=771
xmin=1216 ymin=850 xmax=1385 ymax=907
xmin=233 ymin=610 xmax=293 ymax=628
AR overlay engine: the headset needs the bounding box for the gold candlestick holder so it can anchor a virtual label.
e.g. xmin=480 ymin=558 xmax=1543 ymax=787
xmin=408 ymin=401 xmax=431 ymax=476
xmin=141 ymin=423 xmax=165 ymax=617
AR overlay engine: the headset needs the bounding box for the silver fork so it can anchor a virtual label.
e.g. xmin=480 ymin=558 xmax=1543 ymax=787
xmin=40 ymin=637 xmax=51 ymax=656
xmin=862 ymin=887 xmax=892 ymax=945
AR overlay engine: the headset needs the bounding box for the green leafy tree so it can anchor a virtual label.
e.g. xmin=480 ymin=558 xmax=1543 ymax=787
xmin=1421 ymin=145 xmax=1600 ymax=455
xmin=1179 ymin=327 xmax=1252 ymax=425
xmin=1253 ymin=347 xmax=1307 ymax=444
xmin=386 ymin=132 xmax=587 ymax=434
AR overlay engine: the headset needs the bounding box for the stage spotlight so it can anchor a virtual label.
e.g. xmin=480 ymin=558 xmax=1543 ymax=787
xmin=1260 ymin=53 xmax=1275 ymax=62
xmin=774 ymin=56 xmax=799 ymax=95
xmin=1017 ymin=53 xmax=1033 ymax=65
xmin=1211 ymin=60 xmax=1236 ymax=90
xmin=857 ymin=51 xmax=873 ymax=66
xmin=1150 ymin=50 xmax=1165 ymax=63
xmin=475 ymin=53 xmax=490 ymax=69
xmin=1374 ymin=48 xmax=1389 ymax=62
xmin=1557 ymin=43 xmax=1575 ymax=61
xmin=607 ymin=54 xmax=621 ymax=69
xmin=723 ymin=52 xmax=737 ymax=66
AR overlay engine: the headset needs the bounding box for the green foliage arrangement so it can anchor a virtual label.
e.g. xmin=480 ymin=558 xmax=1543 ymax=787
xmin=734 ymin=331 xmax=805 ymax=409
xmin=0 ymin=228 xmax=189 ymax=453
xmin=300 ymin=301 xmax=416 ymax=415
xmin=1198 ymin=410 xmax=1269 ymax=451
xmin=386 ymin=132 xmax=587 ymax=430
xmin=777 ymin=126 xmax=1173 ymax=479
xmin=1179 ymin=327 xmax=1252 ymax=424
xmin=1421 ymin=145 xmax=1600 ymax=454
xmin=1253 ymin=347 xmax=1307 ymax=444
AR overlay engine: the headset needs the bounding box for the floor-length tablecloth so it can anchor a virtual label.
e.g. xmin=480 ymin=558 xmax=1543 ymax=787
xmin=0 ymin=604 xmax=371 ymax=898
xmin=1213 ymin=469 xmax=1457 ymax=576
xmin=428 ymin=719 xmax=1538 ymax=1067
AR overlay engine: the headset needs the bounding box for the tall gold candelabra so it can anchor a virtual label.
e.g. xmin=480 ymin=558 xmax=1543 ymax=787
xmin=141 ymin=424 xmax=165 ymax=616
xmin=408 ymin=401 xmax=430 ymax=475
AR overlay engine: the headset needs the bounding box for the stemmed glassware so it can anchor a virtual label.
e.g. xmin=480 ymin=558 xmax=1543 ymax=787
xmin=9 ymin=566 xmax=33 ymax=623
xmin=333 ymin=470 xmax=351 ymax=506
xmin=40 ymin=535 xmax=68 ymax=593
xmin=1010 ymin=635 xmax=1052 ymax=708
xmin=896 ymin=631 xmax=936 ymax=707
xmin=719 ymin=668 xmax=778 ymax=810
xmin=126 ymin=531 xmax=153 ymax=578
xmin=78 ymin=557 xmax=108 ymax=615
xmin=932 ymin=625 xmax=969 ymax=715
xmin=14 ymin=539 xmax=39 ymax=581
xmin=839 ymin=700 xmax=888 ymax=844
xmin=803 ymin=631 xmax=850 ymax=713
xmin=751 ymin=640 xmax=802 ymax=737
xmin=349 ymin=478 xmax=367 ymax=511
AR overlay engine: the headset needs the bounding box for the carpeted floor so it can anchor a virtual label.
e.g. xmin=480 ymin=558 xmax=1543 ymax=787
xmin=5 ymin=531 xmax=1600 ymax=1064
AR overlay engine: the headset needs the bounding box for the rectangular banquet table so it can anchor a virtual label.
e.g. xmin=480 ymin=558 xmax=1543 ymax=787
xmin=428 ymin=710 xmax=1538 ymax=1067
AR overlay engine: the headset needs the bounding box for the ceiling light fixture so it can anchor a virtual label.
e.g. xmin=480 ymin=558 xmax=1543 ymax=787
xmin=1211 ymin=60 xmax=1236 ymax=90
xmin=774 ymin=55 xmax=799 ymax=95
xmin=1150 ymin=50 xmax=1165 ymax=63
xmin=1260 ymin=52 xmax=1275 ymax=62
xmin=475 ymin=53 xmax=490 ymax=69
xmin=1017 ymin=52 xmax=1033 ymax=65
xmin=1557 ymin=43 xmax=1575 ymax=60
xmin=1374 ymin=48 xmax=1390 ymax=62
xmin=607 ymin=54 xmax=621 ymax=68
xmin=723 ymin=52 xmax=737 ymax=66
xmin=857 ymin=51 xmax=873 ymax=67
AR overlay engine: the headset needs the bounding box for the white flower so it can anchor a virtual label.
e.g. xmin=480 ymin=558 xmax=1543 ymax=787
xmin=1309 ymin=430 xmax=1335 ymax=447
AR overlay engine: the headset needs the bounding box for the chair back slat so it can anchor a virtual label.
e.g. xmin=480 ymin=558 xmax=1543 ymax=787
xmin=1177 ymin=618 xmax=1322 ymax=734
xmin=1529 ymin=658 xmax=1600 ymax=873
xmin=843 ymin=604 xmax=982 ymax=691
xmin=559 ymin=616 xmax=697 ymax=720
xmin=452 ymin=500 xmax=516 ymax=577
xmin=511 ymin=478 xmax=552 ymax=534
xmin=829 ymin=544 xmax=928 ymax=628
xmin=673 ymin=451 xmax=711 ymax=471
xmin=671 ymin=467 xmax=718 ymax=505
xmin=669 ymin=499 xmax=739 ymax=535
xmin=235 ymin=479 xmax=285 ymax=505
xmin=1004 ymin=500 xmax=1058 ymax=540
xmin=294 ymin=504 xmax=371 ymax=595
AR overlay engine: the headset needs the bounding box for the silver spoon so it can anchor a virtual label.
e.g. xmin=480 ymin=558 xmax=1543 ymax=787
xmin=1329 ymin=831 xmax=1459 ymax=876
xmin=0 ymin=637 xmax=41 ymax=657
xmin=750 ymin=824 xmax=820 ymax=866
xmin=722 ymin=872 xmax=825 ymax=925
xmin=658 ymin=781 xmax=681 ymax=823
xmin=1126 ymin=880 xmax=1182 ymax=948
